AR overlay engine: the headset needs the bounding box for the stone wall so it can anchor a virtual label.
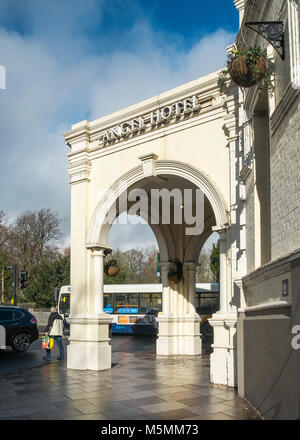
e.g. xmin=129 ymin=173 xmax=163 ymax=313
xmin=270 ymin=95 xmax=300 ymax=260
xmin=28 ymin=309 xmax=50 ymax=331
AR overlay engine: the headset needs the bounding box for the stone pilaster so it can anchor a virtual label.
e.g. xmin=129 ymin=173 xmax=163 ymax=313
xmin=157 ymin=261 xmax=201 ymax=355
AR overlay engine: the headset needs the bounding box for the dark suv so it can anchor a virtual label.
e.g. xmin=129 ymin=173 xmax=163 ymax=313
xmin=0 ymin=306 xmax=39 ymax=352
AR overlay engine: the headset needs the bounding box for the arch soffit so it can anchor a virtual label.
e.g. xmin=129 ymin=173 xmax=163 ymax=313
xmin=86 ymin=160 xmax=229 ymax=252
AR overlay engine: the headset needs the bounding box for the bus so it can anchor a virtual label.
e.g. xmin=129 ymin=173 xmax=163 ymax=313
xmin=57 ymin=285 xmax=71 ymax=318
xmin=57 ymin=283 xmax=219 ymax=335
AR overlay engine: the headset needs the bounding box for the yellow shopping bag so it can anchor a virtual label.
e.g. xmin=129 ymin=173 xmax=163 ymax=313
xmin=49 ymin=337 xmax=54 ymax=350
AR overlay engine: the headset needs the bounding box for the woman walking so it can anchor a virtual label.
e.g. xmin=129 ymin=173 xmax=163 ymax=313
xmin=44 ymin=307 xmax=65 ymax=361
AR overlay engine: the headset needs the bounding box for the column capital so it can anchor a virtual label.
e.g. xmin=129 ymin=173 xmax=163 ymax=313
xmin=212 ymin=224 xmax=230 ymax=237
xmin=86 ymin=244 xmax=112 ymax=254
xmin=183 ymin=261 xmax=198 ymax=271
xmin=160 ymin=261 xmax=174 ymax=269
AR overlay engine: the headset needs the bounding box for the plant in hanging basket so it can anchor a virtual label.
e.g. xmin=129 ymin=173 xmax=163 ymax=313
xmin=104 ymin=258 xmax=120 ymax=277
xmin=167 ymin=260 xmax=183 ymax=284
xmin=219 ymin=46 xmax=274 ymax=95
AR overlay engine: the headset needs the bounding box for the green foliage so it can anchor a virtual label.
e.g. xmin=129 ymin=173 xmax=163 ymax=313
xmin=104 ymin=251 xmax=127 ymax=284
xmin=24 ymin=255 xmax=70 ymax=308
xmin=219 ymin=45 xmax=274 ymax=96
xmin=210 ymin=242 xmax=220 ymax=283
xmin=0 ymin=208 xmax=65 ymax=307
xmin=0 ymin=250 xmax=13 ymax=304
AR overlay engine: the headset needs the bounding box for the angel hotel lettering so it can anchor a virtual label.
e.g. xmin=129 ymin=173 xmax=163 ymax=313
xmin=99 ymin=95 xmax=202 ymax=145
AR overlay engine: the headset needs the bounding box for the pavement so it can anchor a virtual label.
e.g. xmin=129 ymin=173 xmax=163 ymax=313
xmin=0 ymin=335 xmax=262 ymax=420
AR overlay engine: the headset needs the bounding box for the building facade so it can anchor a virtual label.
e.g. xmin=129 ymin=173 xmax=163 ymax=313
xmin=235 ymin=0 xmax=300 ymax=420
xmin=63 ymin=0 xmax=300 ymax=420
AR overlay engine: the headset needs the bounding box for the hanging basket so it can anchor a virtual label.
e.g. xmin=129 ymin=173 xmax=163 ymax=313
xmin=227 ymin=54 xmax=268 ymax=88
xmin=105 ymin=265 xmax=120 ymax=277
xmin=168 ymin=272 xmax=180 ymax=284
xmin=104 ymin=258 xmax=120 ymax=277
xmin=167 ymin=260 xmax=183 ymax=284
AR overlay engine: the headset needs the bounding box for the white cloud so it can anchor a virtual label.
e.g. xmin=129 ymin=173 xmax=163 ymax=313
xmin=0 ymin=3 xmax=234 ymax=248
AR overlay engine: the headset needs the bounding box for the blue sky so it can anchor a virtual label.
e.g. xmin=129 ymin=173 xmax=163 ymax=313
xmin=0 ymin=0 xmax=238 ymax=251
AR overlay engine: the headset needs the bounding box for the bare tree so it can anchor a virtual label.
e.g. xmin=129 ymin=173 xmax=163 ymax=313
xmin=196 ymin=250 xmax=214 ymax=283
xmin=143 ymin=247 xmax=160 ymax=283
xmin=122 ymin=248 xmax=146 ymax=283
xmin=109 ymin=247 xmax=160 ymax=284
xmin=0 ymin=210 xmax=8 ymax=249
xmin=8 ymin=208 xmax=62 ymax=272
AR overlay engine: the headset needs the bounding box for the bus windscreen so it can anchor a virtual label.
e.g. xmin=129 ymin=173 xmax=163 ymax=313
xmin=59 ymin=293 xmax=70 ymax=316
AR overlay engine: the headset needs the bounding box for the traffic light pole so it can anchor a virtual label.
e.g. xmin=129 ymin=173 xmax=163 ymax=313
xmin=12 ymin=264 xmax=17 ymax=306
xmin=1 ymin=267 xmax=4 ymax=305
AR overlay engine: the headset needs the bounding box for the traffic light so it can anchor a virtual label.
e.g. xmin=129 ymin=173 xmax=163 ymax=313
xmin=53 ymin=287 xmax=59 ymax=302
xmin=18 ymin=269 xmax=28 ymax=289
xmin=156 ymin=252 xmax=160 ymax=277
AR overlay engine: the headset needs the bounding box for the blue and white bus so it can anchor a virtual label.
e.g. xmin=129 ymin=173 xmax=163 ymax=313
xmin=58 ymin=283 xmax=219 ymax=335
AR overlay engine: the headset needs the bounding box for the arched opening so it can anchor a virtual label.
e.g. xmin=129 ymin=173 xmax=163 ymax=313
xmin=84 ymin=162 xmax=228 ymax=361
xmin=194 ymin=232 xmax=220 ymax=353
xmin=105 ymin=213 xmax=160 ymax=355
xmin=67 ymin=160 xmax=231 ymax=374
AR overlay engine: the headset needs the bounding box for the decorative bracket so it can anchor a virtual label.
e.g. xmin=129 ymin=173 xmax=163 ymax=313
xmin=245 ymin=21 xmax=285 ymax=60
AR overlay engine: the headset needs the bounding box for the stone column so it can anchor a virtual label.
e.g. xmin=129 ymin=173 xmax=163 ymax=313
xmin=160 ymin=262 xmax=170 ymax=315
xmin=156 ymin=261 xmax=172 ymax=355
xmin=92 ymin=249 xmax=105 ymax=313
xmin=209 ymin=225 xmax=237 ymax=387
xmin=186 ymin=262 xmax=197 ymax=315
xmin=157 ymin=260 xmax=201 ymax=355
xmin=67 ymin=244 xmax=113 ymax=371
xmin=217 ymin=228 xmax=228 ymax=313
xmin=65 ymin=140 xmax=92 ymax=371
xmin=185 ymin=261 xmax=201 ymax=355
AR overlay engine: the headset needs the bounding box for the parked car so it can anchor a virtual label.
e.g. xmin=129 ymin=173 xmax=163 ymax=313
xmin=0 ymin=305 xmax=39 ymax=352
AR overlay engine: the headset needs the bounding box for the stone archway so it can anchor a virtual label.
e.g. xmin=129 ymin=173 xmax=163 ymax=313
xmin=64 ymin=71 xmax=240 ymax=386
xmin=74 ymin=158 xmax=230 ymax=367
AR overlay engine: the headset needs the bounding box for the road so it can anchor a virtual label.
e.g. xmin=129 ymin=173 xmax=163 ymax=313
xmin=0 ymin=334 xmax=157 ymax=375
xmin=0 ymin=333 xmax=214 ymax=375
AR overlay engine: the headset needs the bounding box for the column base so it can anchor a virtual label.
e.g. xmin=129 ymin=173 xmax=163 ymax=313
xmin=67 ymin=313 xmax=113 ymax=371
xmin=156 ymin=314 xmax=201 ymax=355
xmin=209 ymin=312 xmax=237 ymax=387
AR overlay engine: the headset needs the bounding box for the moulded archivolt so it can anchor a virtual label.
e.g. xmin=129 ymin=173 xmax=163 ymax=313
xmin=86 ymin=160 xmax=229 ymax=252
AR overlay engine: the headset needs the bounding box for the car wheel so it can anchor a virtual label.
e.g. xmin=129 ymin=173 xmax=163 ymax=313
xmin=11 ymin=332 xmax=31 ymax=352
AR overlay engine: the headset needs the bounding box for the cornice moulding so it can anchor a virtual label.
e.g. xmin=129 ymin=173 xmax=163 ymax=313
xmin=65 ymin=71 xmax=231 ymax=147
xmin=88 ymin=73 xmax=220 ymax=128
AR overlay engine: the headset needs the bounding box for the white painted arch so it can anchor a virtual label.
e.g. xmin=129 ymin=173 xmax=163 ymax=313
xmin=86 ymin=159 xmax=229 ymax=261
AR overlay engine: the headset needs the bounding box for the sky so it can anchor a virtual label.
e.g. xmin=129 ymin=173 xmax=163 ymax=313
xmin=0 ymin=0 xmax=238 ymax=251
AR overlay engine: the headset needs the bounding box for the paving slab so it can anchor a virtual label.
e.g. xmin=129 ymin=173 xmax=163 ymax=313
xmin=0 ymin=335 xmax=261 ymax=420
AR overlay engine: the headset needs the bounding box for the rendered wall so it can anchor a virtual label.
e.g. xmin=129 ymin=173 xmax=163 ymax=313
xmin=240 ymin=254 xmax=300 ymax=420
